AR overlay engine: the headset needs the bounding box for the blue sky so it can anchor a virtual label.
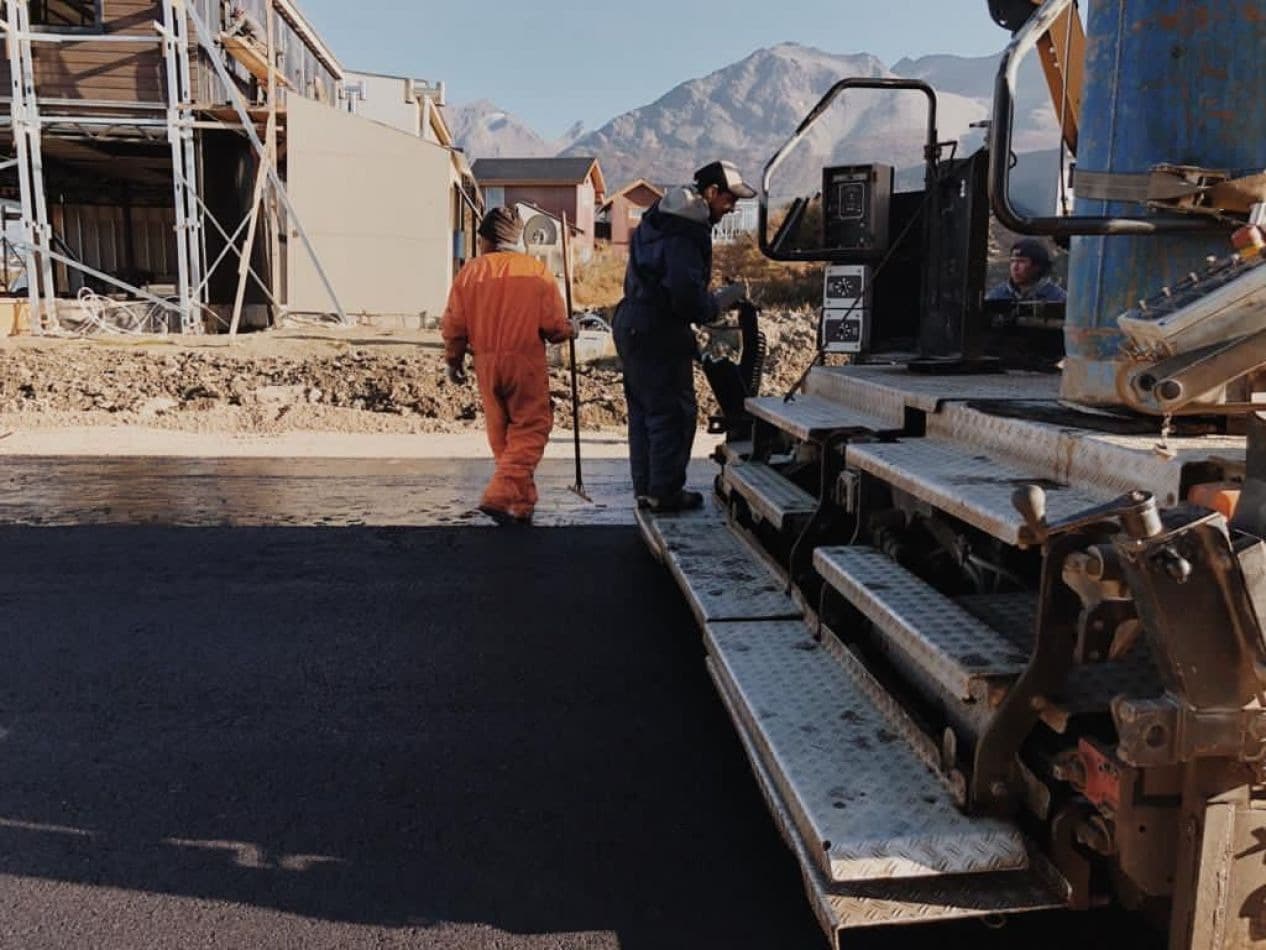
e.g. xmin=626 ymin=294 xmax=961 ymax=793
xmin=299 ymin=1 xmax=1006 ymax=139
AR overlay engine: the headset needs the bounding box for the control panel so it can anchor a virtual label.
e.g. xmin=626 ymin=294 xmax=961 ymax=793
xmin=822 ymin=163 xmax=892 ymax=252
xmin=821 ymin=264 xmax=871 ymax=354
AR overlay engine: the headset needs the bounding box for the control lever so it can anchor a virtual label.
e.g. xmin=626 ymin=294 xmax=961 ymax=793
xmin=1013 ymin=486 xmax=1163 ymax=545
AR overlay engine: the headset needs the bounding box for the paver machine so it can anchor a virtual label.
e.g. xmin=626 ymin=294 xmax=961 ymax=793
xmin=636 ymin=1 xmax=1266 ymax=946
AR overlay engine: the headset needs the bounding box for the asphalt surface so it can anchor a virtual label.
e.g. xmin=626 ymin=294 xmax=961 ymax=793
xmin=0 ymin=518 xmax=1164 ymax=949
xmin=0 ymin=524 xmax=831 ymax=949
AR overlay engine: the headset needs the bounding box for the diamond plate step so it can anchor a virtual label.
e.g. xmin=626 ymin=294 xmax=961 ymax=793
xmin=814 ymin=547 xmax=1030 ymax=702
xmin=746 ymin=394 xmax=898 ymax=442
xmin=642 ymin=508 xmax=799 ymax=625
xmin=706 ymin=620 xmax=1029 ymax=883
xmin=708 ymin=657 xmax=1066 ymax=943
xmin=845 ymin=439 xmax=1110 ymax=546
xmin=723 ymin=461 xmax=817 ymax=530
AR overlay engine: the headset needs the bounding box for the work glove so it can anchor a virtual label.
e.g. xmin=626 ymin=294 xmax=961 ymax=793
xmin=713 ymin=280 xmax=748 ymax=313
xmin=446 ymin=360 xmax=467 ymax=386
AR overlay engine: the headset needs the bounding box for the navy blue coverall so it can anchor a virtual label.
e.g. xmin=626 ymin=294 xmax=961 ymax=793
xmin=612 ymin=189 xmax=719 ymax=501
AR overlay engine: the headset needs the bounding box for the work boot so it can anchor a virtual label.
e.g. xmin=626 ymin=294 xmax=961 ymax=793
xmin=478 ymin=504 xmax=532 ymax=527
xmin=646 ymin=489 xmax=704 ymax=513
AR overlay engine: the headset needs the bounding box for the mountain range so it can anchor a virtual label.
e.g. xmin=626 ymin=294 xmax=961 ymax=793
xmin=447 ymin=42 xmax=1060 ymax=205
xmin=445 ymin=100 xmax=587 ymax=160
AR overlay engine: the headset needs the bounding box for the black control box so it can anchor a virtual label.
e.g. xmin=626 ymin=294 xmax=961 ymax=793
xmin=822 ymin=163 xmax=893 ymax=253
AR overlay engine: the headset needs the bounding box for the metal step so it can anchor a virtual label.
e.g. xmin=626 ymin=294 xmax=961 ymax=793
xmin=746 ymin=394 xmax=899 ymax=442
xmin=640 ymin=507 xmax=800 ymax=625
xmin=705 ymin=620 xmax=1030 ymax=883
xmin=846 ymin=438 xmax=1111 ymax=546
xmin=723 ymin=460 xmax=817 ymax=530
xmin=814 ymin=547 xmax=1030 ymax=702
xmin=710 ymin=659 xmax=1067 ymax=945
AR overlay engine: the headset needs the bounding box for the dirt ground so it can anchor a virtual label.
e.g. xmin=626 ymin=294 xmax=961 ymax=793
xmin=0 ymin=311 xmax=820 ymax=438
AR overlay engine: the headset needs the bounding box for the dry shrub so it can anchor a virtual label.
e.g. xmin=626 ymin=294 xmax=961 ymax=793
xmin=714 ymin=233 xmax=823 ymax=310
xmin=574 ymin=235 xmax=823 ymax=314
xmin=572 ymin=245 xmax=627 ymax=312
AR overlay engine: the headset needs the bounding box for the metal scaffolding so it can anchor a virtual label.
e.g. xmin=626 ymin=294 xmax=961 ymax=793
xmin=0 ymin=0 xmax=345 ymax=335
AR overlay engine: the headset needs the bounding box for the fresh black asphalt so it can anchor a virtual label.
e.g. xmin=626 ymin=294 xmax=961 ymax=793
xmin=0 ymin=524 xmax=1160 ymax=949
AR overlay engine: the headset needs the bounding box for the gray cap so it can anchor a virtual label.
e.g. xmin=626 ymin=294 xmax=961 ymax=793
xmin=694 ymin=160 xmax=757 ymax=200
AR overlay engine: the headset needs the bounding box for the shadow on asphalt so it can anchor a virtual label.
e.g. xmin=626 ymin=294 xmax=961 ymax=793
xmin=0 ymin=525 xmax=827 ymax=949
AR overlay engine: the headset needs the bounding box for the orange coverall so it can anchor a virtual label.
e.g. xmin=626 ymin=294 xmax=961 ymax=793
xmin=441 ymin=251 xmax=572 ymax=520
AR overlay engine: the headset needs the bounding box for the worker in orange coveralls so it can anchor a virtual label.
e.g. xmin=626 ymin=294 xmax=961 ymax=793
xmin=442 ymin=207 xmax=575 ymax=526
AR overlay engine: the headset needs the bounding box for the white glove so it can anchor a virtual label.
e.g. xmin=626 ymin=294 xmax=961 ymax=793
xmin=446 ymin=361 xmax=467 ymax=386
xmin=713 ymin=280 xmax=748 ymax=312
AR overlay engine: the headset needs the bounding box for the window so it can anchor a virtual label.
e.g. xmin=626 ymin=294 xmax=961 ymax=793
xmin=29 ymin=0 xmax=101 ymax=29
xmin=484 ymin=187 xmax=505 ymax=208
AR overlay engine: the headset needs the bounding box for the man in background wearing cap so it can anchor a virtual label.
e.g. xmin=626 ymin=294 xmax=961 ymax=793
xmin=442 ymin=207 xmax=575 ymax=526
xmin=613 ymin=160 xmax=753 ymax=513
xmin=987 ymin=237 xmax=1067 ymax=304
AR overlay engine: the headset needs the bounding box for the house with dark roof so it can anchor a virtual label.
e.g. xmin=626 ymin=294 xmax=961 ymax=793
xmin=596 ymin=179 xmax=664 ymax=252
xmin=472 ymin=157 xmax=606 ymax=260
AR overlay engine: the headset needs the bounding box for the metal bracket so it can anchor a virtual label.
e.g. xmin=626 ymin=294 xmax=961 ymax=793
xmin=834 ymin=469 xmax=860 ymax=513
xmin=1113 ymin=696 xmax=1266 ymax=768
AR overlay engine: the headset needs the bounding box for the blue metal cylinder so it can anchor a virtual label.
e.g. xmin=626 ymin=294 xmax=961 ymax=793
xmin=1063 ymin=0 xmax=1266 ymax=405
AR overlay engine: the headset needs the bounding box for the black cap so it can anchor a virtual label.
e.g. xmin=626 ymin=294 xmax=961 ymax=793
xmin=1011 ymin=238 xmax=1052 ymax=268
xmin=694 ymin=160 xmax=757 ymax=200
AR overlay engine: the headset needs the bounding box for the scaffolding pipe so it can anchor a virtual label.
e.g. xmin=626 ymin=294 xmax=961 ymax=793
xmin=182 ymin=0 xmax=347 ymax=324
xmin=13 ymin=242 xmax=182 ymax=313
xmin=159 ymin=0 xmax=195 ymax=332
xmin=3 ymin=0 xmax=39 ymax=332
xmin=191 ymin=190 xmax=280 ymax=309
xmin=6 ymin=0 xmax=56 ymax=331
xmin=172 ymin=0 xmax=203 ymax=322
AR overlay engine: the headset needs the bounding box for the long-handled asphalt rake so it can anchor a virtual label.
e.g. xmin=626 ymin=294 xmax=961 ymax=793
xmin=560 ymin=214 xmax=591 ymax=502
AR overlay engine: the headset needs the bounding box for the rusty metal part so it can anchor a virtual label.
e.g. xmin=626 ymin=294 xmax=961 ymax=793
xmin=1055 ymin=741 xmax=1181 ymax=901
xmin=1078 ymin=739 xmax=1124 ymax=816
xmin=1117 ymin=509 xmax=1266 ymax=711
xmin=1050 ymin=804 xmax=1096 ymax=911
xmin=1076 ymin=813 xmax=1117 ymax=857
xmin=971 ymin=531 xmax=1099 ymax=813
xmin=1062 ymin=546 xmax=1140 ymax=663
xmin=1113 ymin=696 xmax=1266 ymax=769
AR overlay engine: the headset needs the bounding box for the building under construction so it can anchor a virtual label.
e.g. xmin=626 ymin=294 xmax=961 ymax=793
xmin=0 ymin=0 xmax=482 ymax=336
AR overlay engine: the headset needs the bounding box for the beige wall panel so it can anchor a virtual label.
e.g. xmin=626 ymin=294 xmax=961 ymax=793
xmin=286 ymin=95 xmax=453 ymax=318
xmin=346 ymin=71 xmax=420 ymax=137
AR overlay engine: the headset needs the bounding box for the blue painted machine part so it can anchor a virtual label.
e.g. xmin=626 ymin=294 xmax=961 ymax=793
xmin=1063 ymin=0 xmax=1266 ymax=405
